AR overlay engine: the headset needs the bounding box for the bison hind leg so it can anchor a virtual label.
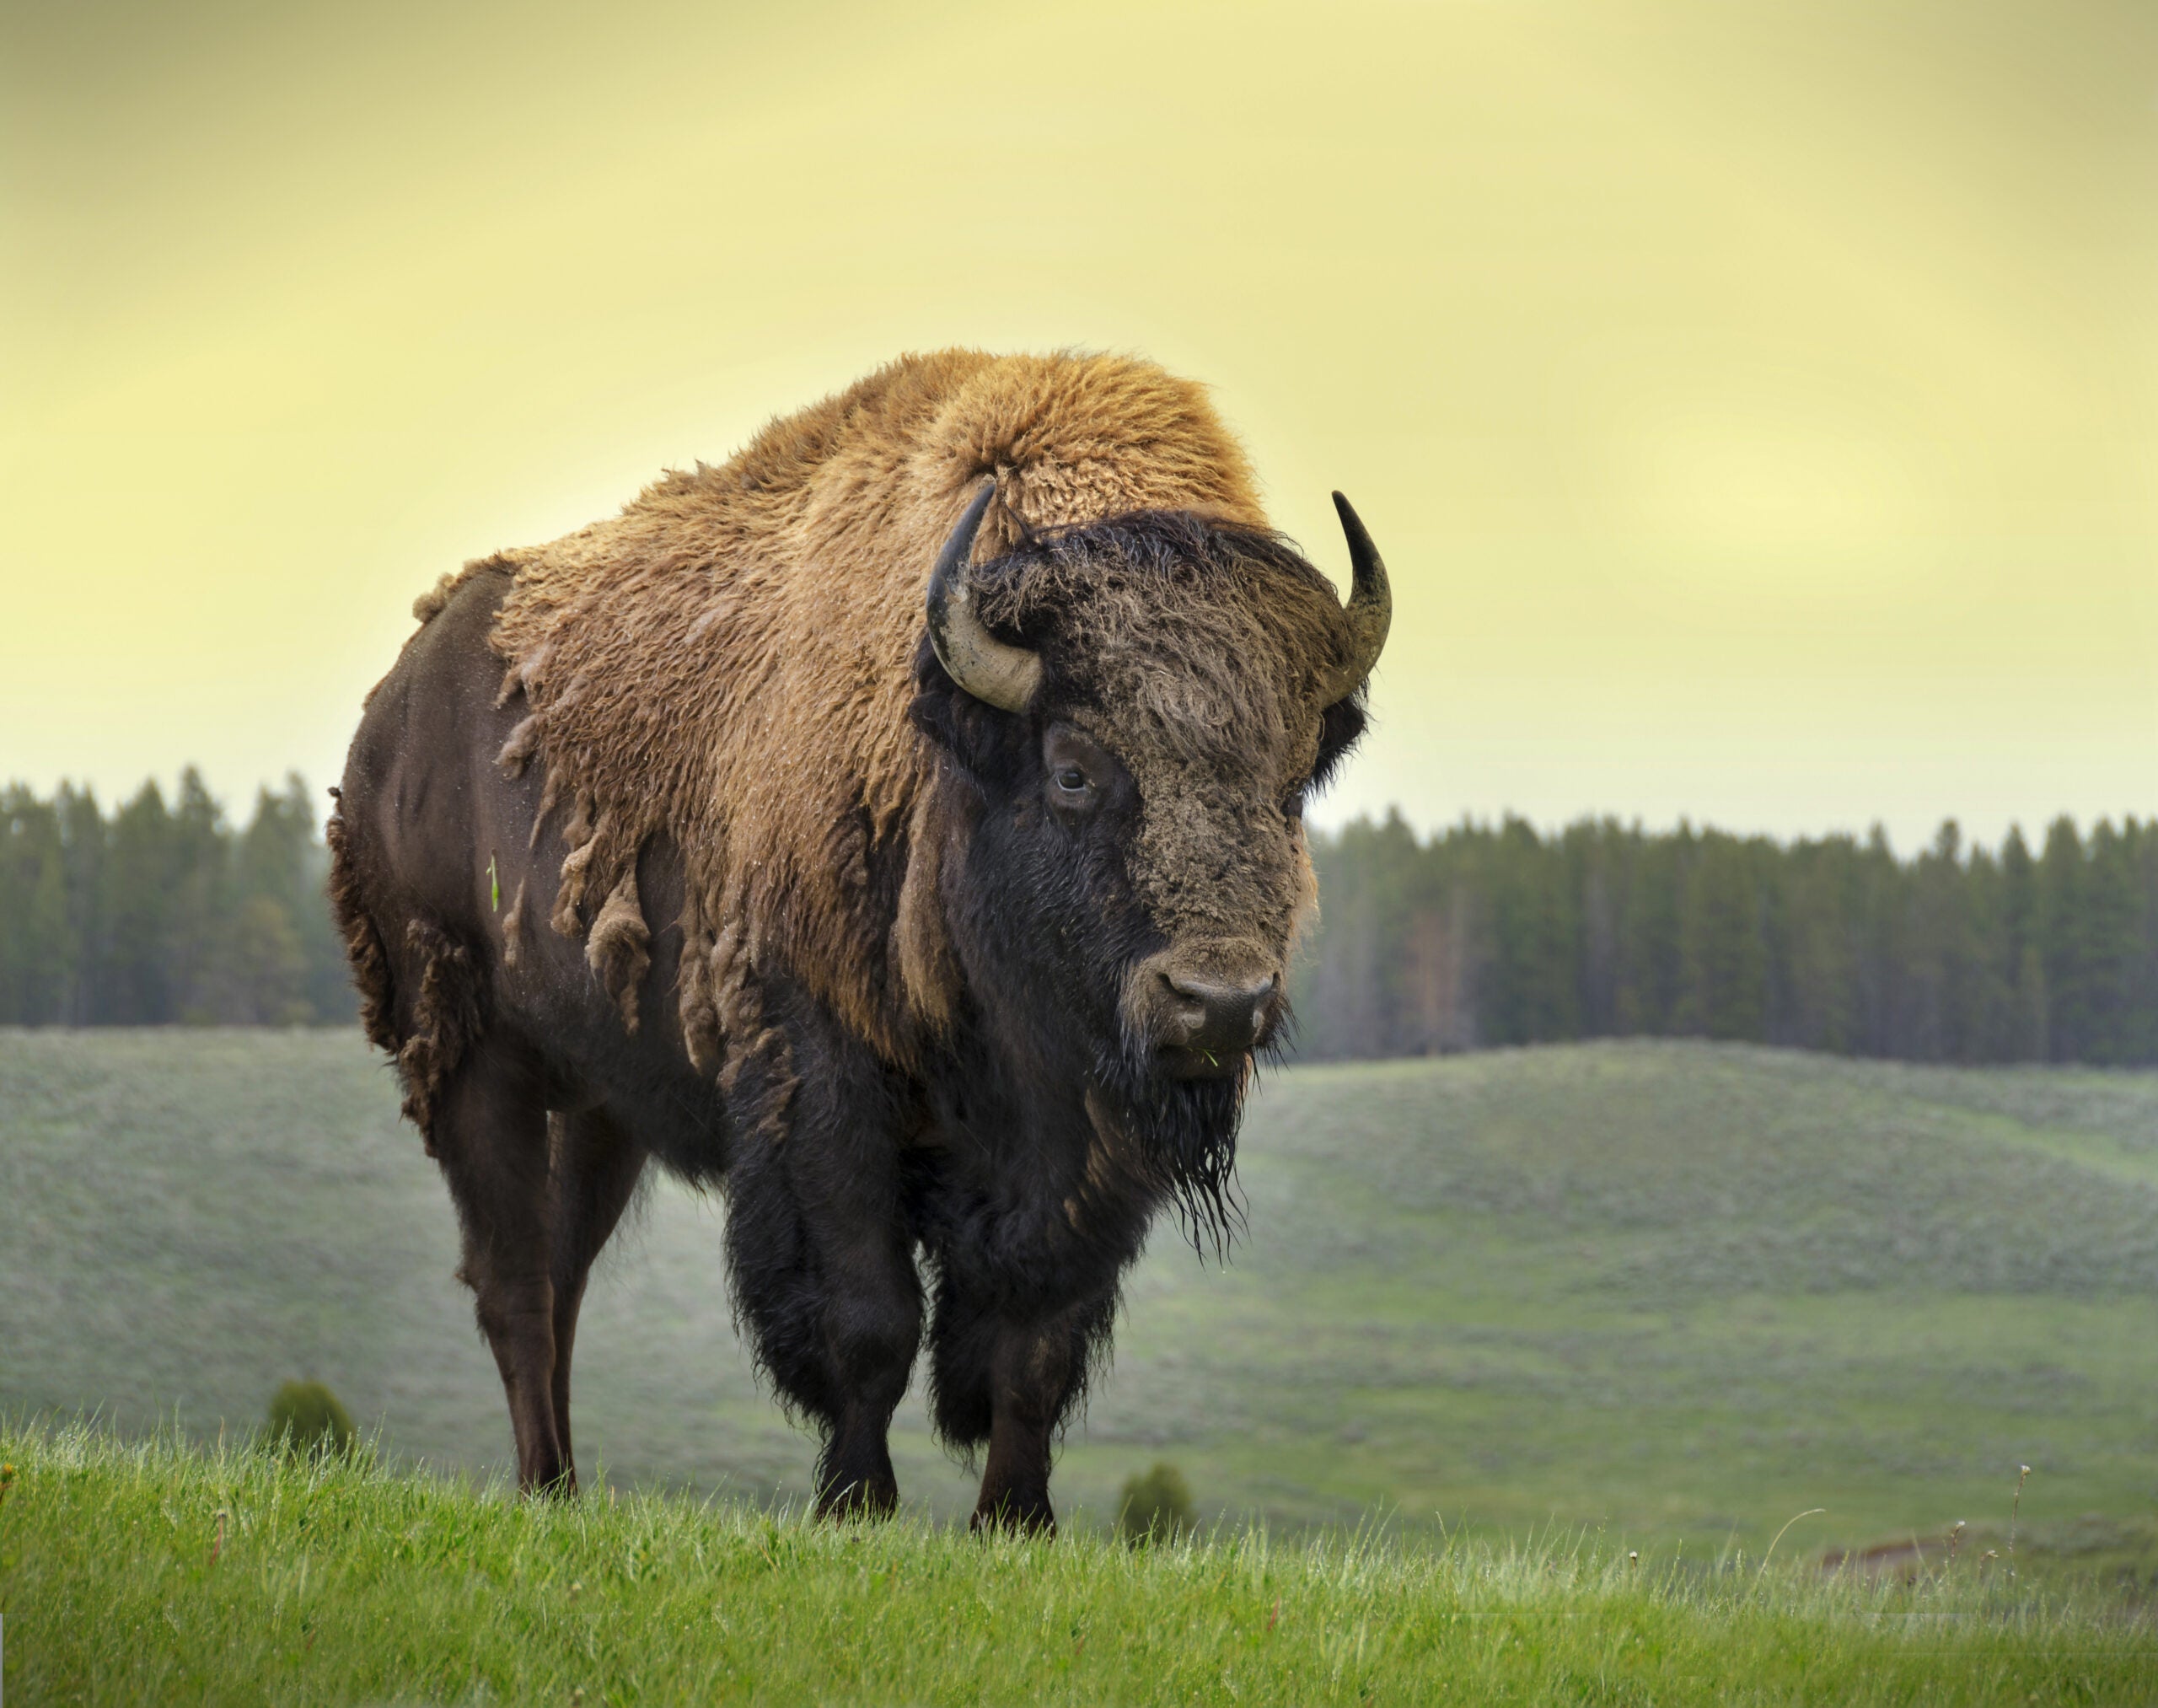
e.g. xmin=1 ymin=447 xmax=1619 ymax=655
xmin=384 ymin=914 xmax=573 ymax=1499
xmin=427 ymin=1042 xmax=574 ymax=1493
xmin=545 ymin=1107 xmax=647 ymax=1490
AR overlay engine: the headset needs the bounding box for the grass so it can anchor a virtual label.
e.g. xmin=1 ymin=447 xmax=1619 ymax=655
xmin=4 ymin=1421 xmax=2155 ymax=1705
xmin=3 ymin=1031 xmax=2157 ymax=1582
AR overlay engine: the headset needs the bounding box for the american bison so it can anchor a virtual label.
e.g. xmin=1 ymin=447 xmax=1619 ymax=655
xmin=328 ymin=350 xmax=1388 ymax=1530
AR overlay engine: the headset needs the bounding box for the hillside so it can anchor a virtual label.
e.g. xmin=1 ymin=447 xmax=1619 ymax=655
xmin=3 ymin=1030 xmax=2156 ymax=1567
xmin=7 ymin=1427 xmax=2157 ymax=1707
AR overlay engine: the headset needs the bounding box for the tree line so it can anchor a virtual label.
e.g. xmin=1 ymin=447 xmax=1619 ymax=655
xmin=0 ymin=771 xmax=355 ymax=1026
xmin=1293 ymin=813 xmax=2158 ymax=1066
xmin=6 ymin=773 xmax=2154 ymax=1065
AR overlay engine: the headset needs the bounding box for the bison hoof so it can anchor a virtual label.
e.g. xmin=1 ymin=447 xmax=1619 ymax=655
xmin=815 ymin=1478 xmax=899 ymax=1523
xmin=970 ymin=1495 xmax=1056 ymax=1538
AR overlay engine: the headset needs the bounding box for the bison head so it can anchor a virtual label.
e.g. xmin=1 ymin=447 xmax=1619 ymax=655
xmin=911 ymin=482 xmax=1388 ymax=1229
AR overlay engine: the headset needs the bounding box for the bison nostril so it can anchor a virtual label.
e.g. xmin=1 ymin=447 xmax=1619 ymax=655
xmin=1161 ymin=970 xmax=1277 ymax=1051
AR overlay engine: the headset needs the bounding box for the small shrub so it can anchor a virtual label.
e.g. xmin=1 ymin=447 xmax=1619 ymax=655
xmin=265 ymin=1379 xmax=355 ymax=1460
xmin=1117 ymin=1461 xmax=1195 ymax=1546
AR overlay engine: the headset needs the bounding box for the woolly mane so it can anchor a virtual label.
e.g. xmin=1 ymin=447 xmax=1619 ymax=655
xmin=476 ymin=350 xmax=1270 ymax=1072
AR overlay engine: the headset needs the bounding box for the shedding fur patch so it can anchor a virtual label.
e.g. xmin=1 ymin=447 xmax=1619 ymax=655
xmin=411 ymin=572 xmax=461 ymax=626
xmin=674 ymin=886 xmax=722 ymax=1077
xmin=500 ymin=878 xmax=529 ymax=969
xmin=396 ymin=920 xmax=483 ymax=1152
xmin=710 ymin=920 xmax=798 ymax=1150
xmin=495 ymin=715 xmax=542 ymax=780
xmin=585 ymin=867 xmax=651 ymax=1033
xmin=485 ymin=350 xmax=1274 ymax=1066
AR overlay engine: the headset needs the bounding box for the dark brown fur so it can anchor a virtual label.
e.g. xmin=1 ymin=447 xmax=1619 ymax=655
xmin=330 ymin=351 xmax=1376 ymax=1528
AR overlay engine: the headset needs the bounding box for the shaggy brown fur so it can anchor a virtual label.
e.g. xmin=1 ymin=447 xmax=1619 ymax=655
xmin=972 ymin=513 xmax=1350 ymax=980
xmin=333 ymin=348 xmax=1382 ymax=1524
xmin=476 ymin=350 xmax=1350 ymax=1073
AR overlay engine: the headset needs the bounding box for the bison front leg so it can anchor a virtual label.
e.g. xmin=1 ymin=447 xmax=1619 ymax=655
xmin=810 ymin=1248 xmax=922 ymax=1522
xmin=972 ymin=1319 xmax=1077 ymax=1534
xmin=432 ymin=1045 xmax=572 ymax=1494
xmin=723 ymin=1019 xmax=923 ymax=1523
xmin=727 ymin=1188 xmax=921 ymax=1521
xmin=932 ymin=1286 xmax=1112 ymax=1536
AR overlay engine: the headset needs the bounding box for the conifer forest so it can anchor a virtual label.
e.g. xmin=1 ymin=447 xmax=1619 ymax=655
xmin=0 ymin=772 xmax=353 ymax=1026
xmin=1297 ymin=811 xmax=2158 ymax=1066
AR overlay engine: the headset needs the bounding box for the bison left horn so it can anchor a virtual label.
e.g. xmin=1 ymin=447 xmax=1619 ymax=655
xmin=925 ymin=479 xmax=1042 ymax=714
xmin=1319 ymin=491 xmax=1392 ymax=704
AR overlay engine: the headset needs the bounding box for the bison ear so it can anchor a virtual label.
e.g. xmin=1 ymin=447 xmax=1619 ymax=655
xmin=1308 ymin=688 xmax=1368 ymax=796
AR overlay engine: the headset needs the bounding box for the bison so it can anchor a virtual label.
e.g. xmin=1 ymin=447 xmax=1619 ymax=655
xmin=328 ymin=350 xmax=1388 ymax=1530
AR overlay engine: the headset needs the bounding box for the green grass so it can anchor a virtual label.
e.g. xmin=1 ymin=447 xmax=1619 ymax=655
xmin=4 ymin=1421 xmax=2155 ymax=1705
xmin=3 ymin=1031 xmax=2157 ymax=1581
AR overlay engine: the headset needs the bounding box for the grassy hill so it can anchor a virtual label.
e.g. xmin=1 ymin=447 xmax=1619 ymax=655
xmin=3 ymin=1030 xmax=2156 ymax=1576
xmin=5 ymin=1426 xmax=2155 ymax=1706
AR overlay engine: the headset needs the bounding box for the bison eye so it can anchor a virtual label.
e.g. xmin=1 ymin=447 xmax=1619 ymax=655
xmin=1283 ymin=785 xmax=1308 ymax=822
xmin=1049 ymin=763 xmax=1098 ymax=814
xmin=1040 ymin=722 xmax=1114 ymax=818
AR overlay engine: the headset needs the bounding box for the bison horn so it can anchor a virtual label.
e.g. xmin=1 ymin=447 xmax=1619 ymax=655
xmin=925 ymin=479 xmax=1042 ymax=713
xmin=1320 ymin=491 xmax=1392 ymax=704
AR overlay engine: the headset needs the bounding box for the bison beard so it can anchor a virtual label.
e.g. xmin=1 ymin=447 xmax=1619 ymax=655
xmin=329 ymin=350 xmax=1386 ymax=1533
xmin=1094 ymin=1041 xmax=1249 ymax=1249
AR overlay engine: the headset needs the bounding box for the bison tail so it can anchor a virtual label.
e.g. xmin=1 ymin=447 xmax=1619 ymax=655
xmin=393 ymin=920 xmax=484 ymax=1152
xmin=326 ymin=796 xmax=485 ymax=1152
xmin=325 ymin=800 xmax=398 ymax=1058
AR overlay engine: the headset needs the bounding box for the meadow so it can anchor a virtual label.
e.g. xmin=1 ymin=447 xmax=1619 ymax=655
xmin=4 ymin=1029 xmax=2157 ymax=1582
xmin=9 ymin=1424 xmax=2158 ymax=1706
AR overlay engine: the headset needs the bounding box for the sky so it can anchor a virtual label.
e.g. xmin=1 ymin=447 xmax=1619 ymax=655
xmin=3 ymin=0 xmax=2152 ymax=853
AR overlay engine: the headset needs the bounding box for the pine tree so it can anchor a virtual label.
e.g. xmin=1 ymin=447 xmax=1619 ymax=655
xmin=1482 ymin=816 xmax=1580 ymax=1045
xmin=1675 ymin=831 xmax=1769 ymax=1041
xmin=1565 ymin=819 xmax=1625 ymax=1037
xmin=2080 ymin=820 xmax=2141 ymax=1065
xmin=168 ymin=767 xmax=232 ymax=1022
xmin=1615 ymin=826 xmax=1683 ymax=1035
xmin=2037 ymin=816 xmax=2088 ymax=1062
xmin=56 ymin=784 xmax=108 ymax=1023
xmin=1959 ymin=843 xmax=2016 ymax=1061
xmin=1849 ymin=826 xmax=1905 ymax=1056
xmin=103 ymin=781 xmax=178 ymax=1023
xmin=1999 ymin=826 xmax=2042 ymax=1059
xmin=1782 ymin=837 xmax=1859 ymax=1054
xmin=2129 ymin=819 xmax=2158 ymax=1063
xmin=0 ymin=787 xmax=72 ymax=1023
xmin=2012 ymin=943 xmax=2050 ymax=1061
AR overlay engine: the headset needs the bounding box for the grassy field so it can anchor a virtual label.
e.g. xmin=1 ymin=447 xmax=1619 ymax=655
xmin=4 ymin=1423 xmax=2155 ymax=1706
xmin=3 ymin=1029 xmax=2157 ymax=1583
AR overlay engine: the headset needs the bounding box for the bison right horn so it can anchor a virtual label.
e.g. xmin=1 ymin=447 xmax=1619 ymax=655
xmin=1318 ymin=491 xmax=1392 ymax=705
xmin=925 ymin=479 xmax=1042 ymax=714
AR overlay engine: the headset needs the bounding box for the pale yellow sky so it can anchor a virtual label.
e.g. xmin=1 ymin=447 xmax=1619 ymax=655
xmin=3 ymin=0 xmax=2152 ymax=849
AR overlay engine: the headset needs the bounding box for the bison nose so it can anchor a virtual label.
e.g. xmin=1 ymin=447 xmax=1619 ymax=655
xmin=1161 ymin=970 xmax=1277 ymax=1055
